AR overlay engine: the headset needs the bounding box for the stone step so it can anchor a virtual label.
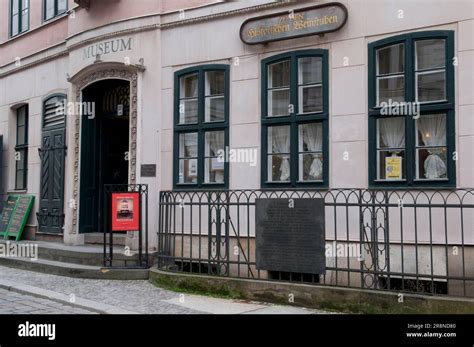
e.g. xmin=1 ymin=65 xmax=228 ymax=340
xmin=85 ymin=232 xmax=127 ymax=246
xmin=0 ymin=256 xmax=150 ymax=280
xmin=0 ymin=240 xmax=154 ymax=267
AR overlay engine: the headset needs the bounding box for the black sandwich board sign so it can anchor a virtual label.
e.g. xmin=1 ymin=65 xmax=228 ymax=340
xmin=0 ymin=195 xmax=34 ymax=241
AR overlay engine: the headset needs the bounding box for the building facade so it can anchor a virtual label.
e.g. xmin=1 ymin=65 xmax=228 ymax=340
xmin=0 ymin=0 xmax=473 ymax=292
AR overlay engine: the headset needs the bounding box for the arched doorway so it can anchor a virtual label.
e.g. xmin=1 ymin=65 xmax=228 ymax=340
xmin=66 ymin=64 xmax=139 ymax=239
xmin=79 ymin=79 xmax=131 ymax=234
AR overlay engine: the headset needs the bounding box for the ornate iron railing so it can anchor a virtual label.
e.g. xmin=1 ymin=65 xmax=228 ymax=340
xmin=158 ymin=189 xmax=474 ymax=297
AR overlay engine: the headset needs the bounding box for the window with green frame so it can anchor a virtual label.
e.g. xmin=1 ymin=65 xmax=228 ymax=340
xmin=173 ymin=65 xmax=229 ymax=189
xmin=10 ymin=0 xmax=29 ymax=37
xmin=15 ymin=105 xmax=28 ymax=190
xmin=368 ymin=31 xmax=455 ymax=187
xmin=261 ymin=50 xmax=329 ymax=188
xmin=44 ymin=0 xmax=67 ymax=21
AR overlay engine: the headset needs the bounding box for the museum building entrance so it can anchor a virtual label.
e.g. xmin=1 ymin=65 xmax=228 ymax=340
xmin=79 ymin=79 xmax=130 ymax=233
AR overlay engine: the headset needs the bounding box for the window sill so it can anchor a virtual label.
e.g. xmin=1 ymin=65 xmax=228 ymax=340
xmin=374 ymin=179 xmax=407 ymax=182
xmin=413 ymin=178 xmax=448 ymax=182
xmin=7 ymin=190 xmax=27 ymax=194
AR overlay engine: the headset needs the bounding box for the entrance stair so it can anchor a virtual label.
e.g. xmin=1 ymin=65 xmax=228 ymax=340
xmin=0 ymin=240 xmax=155 ymax=280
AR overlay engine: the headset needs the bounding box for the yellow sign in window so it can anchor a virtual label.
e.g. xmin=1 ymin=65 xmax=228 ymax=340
xmin=386 ymin=156 xmax=402 ymax=179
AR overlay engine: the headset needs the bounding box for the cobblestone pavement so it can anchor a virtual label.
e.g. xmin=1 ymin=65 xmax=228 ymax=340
xmin=0 ymin=266 xmax=331 ymax=314
xmin=0 ymin=289 xmax=95 ymax=314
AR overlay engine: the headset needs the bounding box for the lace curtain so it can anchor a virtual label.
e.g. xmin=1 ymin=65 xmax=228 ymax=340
xmin=271 ymin=127 xmax=290 ymax=181
xmin=302 ymin=123 xmax=323 ymax=178
xmin=417 ymin=115 xmax=447 ymax=179
xmin=379 ymin=117 xmax=405 ymax=151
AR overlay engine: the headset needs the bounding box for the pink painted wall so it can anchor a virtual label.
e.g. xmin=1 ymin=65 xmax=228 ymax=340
xmin=161 ymin=0 xmax=216 ymax=13
xmin=0 ymin=0 xmax=215 ymax=67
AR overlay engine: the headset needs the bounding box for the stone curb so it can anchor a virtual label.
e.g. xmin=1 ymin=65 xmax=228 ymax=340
xmin=0 ymin=279 xmax=137 ymax=314
xmin=150 ymin=269 xmax=474 ymax=314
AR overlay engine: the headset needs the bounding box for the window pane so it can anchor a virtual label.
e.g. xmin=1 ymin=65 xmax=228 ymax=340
xmin=205 ymin=131 xmax=224 ymax=157
xmin=45 ymin=0 xmax=54 ymax=19
xmin=268 ymin=60 xmax=290 ymax=88
xmin=416 ymin=114 xmax=447 ymax=167
xmin=416 ymin=39 xmax=445 ymax=70
xmin=417 ymin=148 xmax=447 ymax=179
xmin=12 ymin=0 xmax=19 ymax=13
xmin=377 ymin=43 xmax=404 ymax=75
xmin=377 ymin=150 xmax=405 ymax=180
xmin=377 ymin=76 xmax=404 ymax=105
xmin=377 ymin=117 xmax=405 ymax=149
xmin=58 ymin=0 xmax=67 ymax=13
xmin=179 ymin=99 xmax=198 ymax=124
xmin=178 ymin=159 xmax=197 ymax=184
xmin=298 ymin=57 xmax=322 ymax=84
xmin=180 ymin=73 xmax=198 ymax=98
xmin=268 ymin=154 xmax=290 ymax=182
xmin=15 ymin=170 xmax=25 ymax=190
xmin=21 ymin=8 xmax=28 ymax=32
xmin=298 ymin=123 xmax=323 ymax=181
xmin=417 ymin=71 xmax=445 ymax=102
xmin=16 ymin=150 xmax=26 ymax=171
xmin=299 ymin=153 xmax=323 ymax=181
xmin=204 ymin=158 xmax=224 ymax=183
xmin=267 ymin=125 xmax=290 ymax=182
xmin=204 ymin=131 xmax=225 ymax=184
xmin=205 ymin=71 xmax=224 ymax=96
xmin=299 ymin=123 xmax=323 ymax=152
xmin=268 ymin=125 xmax=290 ymax=154
xmin=299 ymin=85 xmax=322 ymax=113
xmin=205 ymin=96 xmax=224 ymax=122
xmin=179 ymin=132 xmax=197 ymax=158
xmin=17 ymin=106 xmax=26 ymax=126
xmin=17 ymin=126 xmax=26 ymax=145
xmin=11 ymin=14 xmax=19 ymax=36
xmin=268 ymin=89 xmax=290 ymax=117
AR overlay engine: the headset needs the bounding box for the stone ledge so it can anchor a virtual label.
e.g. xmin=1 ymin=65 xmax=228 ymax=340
xmin=149 ymin=269 xmax=474 ymax=314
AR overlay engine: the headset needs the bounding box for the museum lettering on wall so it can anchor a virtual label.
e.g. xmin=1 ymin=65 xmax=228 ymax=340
xmin=82 ymin=37 xmax=132 ymax=60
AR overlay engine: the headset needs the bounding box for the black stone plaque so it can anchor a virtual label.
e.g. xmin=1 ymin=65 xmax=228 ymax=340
xmin=140 ymin=164 xmax=156 ymax=177
xmin=256 ymin=198 xmax=326 ymax=274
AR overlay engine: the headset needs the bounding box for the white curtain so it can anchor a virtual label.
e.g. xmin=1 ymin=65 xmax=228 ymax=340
xmin=417 ymin=115 xmax=447 ymax=179
xmin=302 ymin=123 xmax=323 ymax=178
xmin=271 ymin=126 xmax=290 ymax=181
xmin=379 ymin=117 xmax=405 ymax=150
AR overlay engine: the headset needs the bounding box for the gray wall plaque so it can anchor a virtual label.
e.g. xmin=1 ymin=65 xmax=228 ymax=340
xmin=140 ymin=164 xmax=156 ymax=177
xmin=256 ymin=198 xmax=326 ymax=274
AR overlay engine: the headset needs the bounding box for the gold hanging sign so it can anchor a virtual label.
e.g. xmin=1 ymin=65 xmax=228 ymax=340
xmin=240 ymin=3 xmax=348 ymax=45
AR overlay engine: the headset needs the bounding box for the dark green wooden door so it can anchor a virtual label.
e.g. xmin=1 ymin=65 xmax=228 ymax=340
xmin=79 ymin=107 xmax=99 ymax=233
xmin=37 ymin=95 xmax=67 ymax=233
